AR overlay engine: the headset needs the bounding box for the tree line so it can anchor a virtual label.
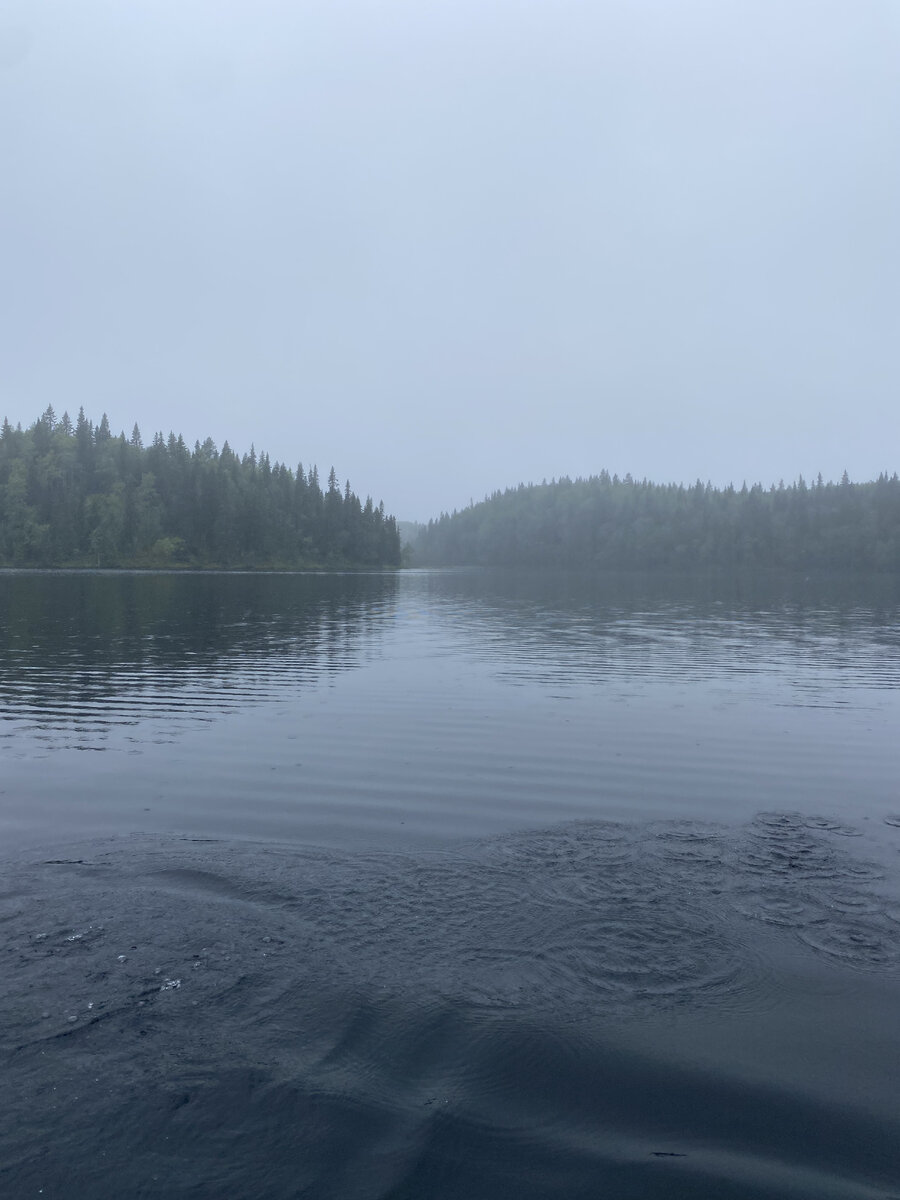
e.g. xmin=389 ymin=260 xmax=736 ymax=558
xmin=413 ymin=471 xmax=900 ymax=572
xmin=0 ymin=407 xmax=401 ymax=568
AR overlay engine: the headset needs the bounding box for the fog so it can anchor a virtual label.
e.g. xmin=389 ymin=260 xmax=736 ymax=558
xmin=2 ymin=1 xmax=898 ymax=520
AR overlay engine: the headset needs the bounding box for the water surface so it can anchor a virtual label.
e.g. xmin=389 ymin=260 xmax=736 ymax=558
xmin=2 ymin=568 xmax=899 ymax=845
xmin=2 ymin=569 xmax=899 ymax=1198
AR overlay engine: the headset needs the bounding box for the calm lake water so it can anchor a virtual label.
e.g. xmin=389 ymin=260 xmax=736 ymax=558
xmin=2 ymin=568 xmax=900 ymax=1198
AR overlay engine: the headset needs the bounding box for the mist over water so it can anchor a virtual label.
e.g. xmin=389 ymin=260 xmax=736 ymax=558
xmin=2 ymin=569 xmax=900 ymax=1198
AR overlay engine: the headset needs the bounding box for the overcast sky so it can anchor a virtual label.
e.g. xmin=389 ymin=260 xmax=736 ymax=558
xmin=2 ymin=1 xmax=898 ymax=520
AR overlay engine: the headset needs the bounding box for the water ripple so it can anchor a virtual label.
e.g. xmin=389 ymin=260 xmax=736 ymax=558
xmin=3 ymin=814 xmax=899 ymax=1199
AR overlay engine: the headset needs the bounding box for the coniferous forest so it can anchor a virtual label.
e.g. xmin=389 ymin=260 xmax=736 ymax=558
xmin=0 ymin=408 xmax=401 ymax=568
xmin=414 ymin=472 xmax=900 ymax=572
xmin=5 ymin=406 xmax=899 ymax=575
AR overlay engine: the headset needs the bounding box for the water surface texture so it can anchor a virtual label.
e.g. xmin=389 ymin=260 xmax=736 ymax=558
xmin=2 ymin=569 xmax=899 ymax=1198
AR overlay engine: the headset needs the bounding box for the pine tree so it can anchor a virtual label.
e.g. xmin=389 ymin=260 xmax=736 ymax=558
xmin=0 ymin=408 xmax=402 ymax=568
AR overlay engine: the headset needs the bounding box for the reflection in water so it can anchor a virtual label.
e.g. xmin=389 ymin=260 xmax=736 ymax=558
xmin=0 ymin=571 xmax=399 ymax=745
xmin=3 ymin=569 xmax=899 ymax=751
xmin=2 ymin=569 xmax=900 ymax=1197
xmin=408 ymin=569 xmax=900 ymax=697
xmin=2 ymin=567 xmax=900 ymax=848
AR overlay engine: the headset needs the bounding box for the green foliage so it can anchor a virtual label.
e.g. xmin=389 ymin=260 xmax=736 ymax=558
xmin=0 ymin=411 xmax=401 ymax=569
xmin=414 ymin=472 xmax=900 ymax=572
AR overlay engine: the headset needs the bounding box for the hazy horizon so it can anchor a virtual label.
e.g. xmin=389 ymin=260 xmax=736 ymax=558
xmin=1 ymin=397 xmax=881 ymax=525
xmin=3 ymin=1 xmax=898 ymax=523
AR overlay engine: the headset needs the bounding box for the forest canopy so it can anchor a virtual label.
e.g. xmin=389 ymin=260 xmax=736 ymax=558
xmin=413 ymin=471 xmax=900 ymax=573
xmin=0 ymin=407 xmax=401 ymax=569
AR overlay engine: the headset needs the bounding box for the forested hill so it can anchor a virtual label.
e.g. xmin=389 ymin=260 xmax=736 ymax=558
xmin=0 ymin=408 xmax=401 ymax=569
xmin=414 ymin=472 xmax=900 ymax=572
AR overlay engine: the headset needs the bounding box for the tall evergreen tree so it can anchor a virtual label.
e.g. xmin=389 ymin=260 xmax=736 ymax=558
xmin=0 ymin=408 xmax=401 ymax=568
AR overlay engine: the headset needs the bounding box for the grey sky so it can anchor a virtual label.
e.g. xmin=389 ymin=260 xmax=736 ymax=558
xmin=2 ymin=1 xmax=898 ymax=521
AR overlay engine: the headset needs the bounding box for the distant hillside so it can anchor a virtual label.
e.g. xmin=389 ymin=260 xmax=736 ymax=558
xmin=0 ymin=407 xmax=401 ymax=569
xmin=414 ymin=472 xmax=900 ymax=572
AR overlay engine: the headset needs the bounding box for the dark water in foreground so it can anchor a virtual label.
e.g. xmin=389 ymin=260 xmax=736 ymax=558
xmin=2 ymin=569 xmax=900 ymax=1198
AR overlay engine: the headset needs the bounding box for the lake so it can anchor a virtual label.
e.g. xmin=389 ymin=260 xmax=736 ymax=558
xmin=2 ymin=568 xmax=899 ymax=1198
